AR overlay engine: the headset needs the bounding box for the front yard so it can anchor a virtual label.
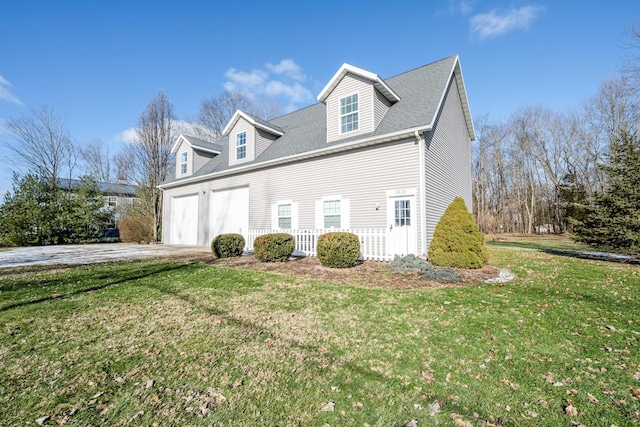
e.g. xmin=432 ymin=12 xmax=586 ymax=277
xmin=0 ymin=238 xmax=638 ymax=426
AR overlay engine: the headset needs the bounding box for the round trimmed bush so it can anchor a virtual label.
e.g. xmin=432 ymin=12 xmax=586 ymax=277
xmin=428 ymin=196 xmax=489 ymax=269
xmin=317 ymin=232 xmax=361 ymax=268
xmin=211 ymin=233 xmax=245 ymax=258
xmin=254 ymin=233 xmax=295 ymax=262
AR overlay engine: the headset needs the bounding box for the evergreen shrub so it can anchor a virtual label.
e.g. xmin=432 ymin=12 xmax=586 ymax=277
xmin=254 ymin=233 xmax=295 ymax=262
xmin=428 ymin=197 xmax=489 ymax=269
xmin=211 ymin=233 xmax=245 ymax=258
xmin=317 ymin=232 xmax=361 ymax=268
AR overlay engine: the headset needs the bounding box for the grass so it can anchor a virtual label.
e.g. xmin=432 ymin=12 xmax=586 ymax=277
xmin=0 ymin=240 xmax=639 ymax=426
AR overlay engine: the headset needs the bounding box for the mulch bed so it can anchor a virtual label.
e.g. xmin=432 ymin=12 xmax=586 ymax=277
xmin=192 ymin=254 xmax=502 ymax=291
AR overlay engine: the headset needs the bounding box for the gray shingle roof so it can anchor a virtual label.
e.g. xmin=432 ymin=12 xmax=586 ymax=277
xmin=181 ymin=135 xmax=223 ymax=153
xmin=162 ymin=55 xmax=462 ymax=186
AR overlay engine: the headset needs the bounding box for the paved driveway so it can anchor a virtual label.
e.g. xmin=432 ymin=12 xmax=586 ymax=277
xmin=0 ymin=243 xmax=210 ymax=269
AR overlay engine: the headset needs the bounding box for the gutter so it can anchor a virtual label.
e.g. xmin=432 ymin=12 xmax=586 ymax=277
xmin=416 ymin=130 xmax=428 ymax=256
xmin=159 ymin=124 xmax=433 ymax=189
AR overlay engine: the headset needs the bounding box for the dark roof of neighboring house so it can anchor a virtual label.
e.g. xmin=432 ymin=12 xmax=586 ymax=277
xmin=162 ymin=55 xmax=471 ymax=186
xmin=59 ymin=178 xmax=139 ymax=197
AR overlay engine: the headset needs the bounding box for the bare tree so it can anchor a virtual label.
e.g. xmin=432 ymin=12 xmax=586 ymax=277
xmin=125 ymin=91 xmax=176 ymax=241
xmin=4 ymin=104 xmax=76 ymax=186
xmin=80 ymin=139 xmax=114 ymax=183
xmin=197 ymin=90 xmax=280 ymax=140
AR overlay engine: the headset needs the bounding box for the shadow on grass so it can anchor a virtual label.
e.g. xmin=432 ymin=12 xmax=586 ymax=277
xmin=0 ymin=262 xmax=191 ymax=313
xmin=144 ymin=280 xmax=392 ymax=386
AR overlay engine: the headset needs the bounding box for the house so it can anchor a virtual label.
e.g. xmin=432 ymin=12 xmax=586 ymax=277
xmin=60 ymin=178 xmax=140 ymax=226
xmin=159 ymin=55 xmax=475 ymax=259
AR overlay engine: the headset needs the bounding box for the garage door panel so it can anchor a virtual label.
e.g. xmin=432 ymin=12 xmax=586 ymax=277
xmin=210 ymin=187 xmax=249 ymax=241
xmin=170 ymin=194 xmax=198 ymax=245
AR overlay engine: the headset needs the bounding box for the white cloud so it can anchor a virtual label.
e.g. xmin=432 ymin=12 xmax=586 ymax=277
xmin=0 ymin=75 xmax=22 ymax=105
xmin=266 ymin=59 xmax=306 ymax=82
xmin=223 ymin=59 xmax=313 ymax=112
xmin=471 ymin=5 xmax=545 ymax=40
xmin=114 ymin=127 xmax=137 ymax=143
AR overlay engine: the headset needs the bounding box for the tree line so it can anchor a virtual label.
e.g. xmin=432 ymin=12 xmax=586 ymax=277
xmin=472 ymin=26 xmax=640 ymax=243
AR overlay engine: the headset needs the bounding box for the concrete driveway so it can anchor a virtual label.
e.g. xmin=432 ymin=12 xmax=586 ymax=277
xmin=0 ymin=243 xmax=210 ymax=269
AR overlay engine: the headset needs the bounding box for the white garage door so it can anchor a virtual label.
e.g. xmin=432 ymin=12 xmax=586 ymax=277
xmin=210 ymin=187 xmax=249 ymax=241
xmin=170 ymin=194 xmax=199 ymax=245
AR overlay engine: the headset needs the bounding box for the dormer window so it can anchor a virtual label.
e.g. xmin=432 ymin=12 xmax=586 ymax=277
xmin=180 ymin=151 xmax=188 ymax=174
xmin=236 ymin=131 xmax=247 ymax=160
xmin=340 ymin=93 xmax=359 ymax=134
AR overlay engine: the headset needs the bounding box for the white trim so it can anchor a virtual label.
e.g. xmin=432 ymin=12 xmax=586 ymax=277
xmin=222 ymin=110 xmax=284 ymax=137
xmin=417 ymin=131 xmax=427 ymax=255
xmin=317 ymin=63 xmax=400 ymax=104
xmin=385 ymin=188 xmax=417 ymax=197
xmin=160 ymin=125 xmax=431 ymax=189
xmin=428 ymin=56 xmax=476 ymax=141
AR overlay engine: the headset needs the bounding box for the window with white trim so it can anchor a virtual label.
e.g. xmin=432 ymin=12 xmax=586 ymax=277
xmin=340 ymin=93 xmax=359 ymax=134
xmin=107 ymin=196 xmax=117 ymax=208
xmin=180 ymin=151 xmax=188 ymax=174
xmin=278 ymin=203 xmax=292 ymax=229
xmin=236 ymin=131 xmax=247 ymax=160
xmin=323 ymin=199 xmax=341 ymax=228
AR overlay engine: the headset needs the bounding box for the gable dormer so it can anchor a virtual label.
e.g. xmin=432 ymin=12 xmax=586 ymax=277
xmin=171 ymin=134 xmax=221 ymax=178
xmin=222 ymin=110 xmax=284 ymax=166
xmin=318 ymin=64 xmax=400 ymax=143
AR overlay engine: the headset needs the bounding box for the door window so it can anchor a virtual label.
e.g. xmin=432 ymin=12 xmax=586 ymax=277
xmin=395 ymin=200 xmax=410 ymax=226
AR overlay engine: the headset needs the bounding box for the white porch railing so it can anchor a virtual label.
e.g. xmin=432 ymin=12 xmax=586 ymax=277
xmin=246 ymin=228 xmax=391 ymax=261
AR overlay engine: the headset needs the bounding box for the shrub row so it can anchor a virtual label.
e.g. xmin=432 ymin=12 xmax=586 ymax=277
xmin=210 ymin=231 xmax=362 ymax=268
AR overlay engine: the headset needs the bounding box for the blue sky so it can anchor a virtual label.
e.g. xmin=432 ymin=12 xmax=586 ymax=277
xmin=0 ymin=1 xmax=638 ymax=194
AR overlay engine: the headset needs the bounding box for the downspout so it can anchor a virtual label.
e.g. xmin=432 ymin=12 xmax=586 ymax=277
xmin=416 ymin=130 xmax=428 ymax=256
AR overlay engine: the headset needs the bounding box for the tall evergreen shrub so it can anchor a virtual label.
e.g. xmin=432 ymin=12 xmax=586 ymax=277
xmin=428 ymin=196 xmax=489 ymax=269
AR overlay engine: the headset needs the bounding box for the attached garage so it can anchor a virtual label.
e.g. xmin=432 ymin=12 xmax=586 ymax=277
xmin=210 ymin=187 xmax=249 ymax=241
xmin=170 ymin=194 xmax=199 ymax=245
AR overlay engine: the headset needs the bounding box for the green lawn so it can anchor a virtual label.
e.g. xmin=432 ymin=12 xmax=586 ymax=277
xmin=0 ymin=243 xmax=639 ymax=426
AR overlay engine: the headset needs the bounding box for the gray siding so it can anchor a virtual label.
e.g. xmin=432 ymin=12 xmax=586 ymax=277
xmin=255 ymin=128 xmax=278 ymax=158
xmin=326 ymin=74 xmax=375 ymax=142
xmin=424 ymin=74 xmax=473 ymax=249
xmin=374 ymin=88 xmax=392 ymax=129
xmin=228 ymin=117 xmax=255 ymax=166
xmin=193 ymin=150 xmax=216 ymax=173
xmin=163 ymin=138 xmax=423 ymax=248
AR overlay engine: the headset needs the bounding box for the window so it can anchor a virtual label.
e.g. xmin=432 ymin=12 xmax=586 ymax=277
xmin=323 ymin=199 xmax=341 ymax=228
xmin=278 ymin=203 xmax=292 ymax=229
xmin=180 ymin=151 xmax=188 ymax=174
xmin=394 ymin=199 xmax=411 ymax=226
xmin=340 ymin=93 xmax=359 ymax=133
xmin=236 ymin=131 xmax=247 ymax=160
xmin=107 ymin=196 xmax=117 ymax=208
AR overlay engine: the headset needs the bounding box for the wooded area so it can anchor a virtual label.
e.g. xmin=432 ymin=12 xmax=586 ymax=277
xmin=472 ymin=26 xmax=640 ymax=236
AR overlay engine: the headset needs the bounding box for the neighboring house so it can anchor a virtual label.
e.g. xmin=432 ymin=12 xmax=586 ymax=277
xmin=60 ymin=178 xmax=140 ymax=226
xmin=159 ymin=55 xmax=475 ymax=259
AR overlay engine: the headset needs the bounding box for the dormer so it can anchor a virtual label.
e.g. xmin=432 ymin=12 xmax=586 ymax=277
xmin=318 ymin=64 xmax=400 ymax=143
xmin=222 ymin=110 xmax=284 ymax=166
xmin=171 ymin=134 xmax=222 ymax=178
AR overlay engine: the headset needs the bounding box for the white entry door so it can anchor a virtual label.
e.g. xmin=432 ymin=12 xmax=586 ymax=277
xmin=210 ymin=187 xmax=249 ymax=241
xmin=170 ymin=194 xmax=199 ymax=245
xmin=387 ymin=195 xmax=417 ymax=256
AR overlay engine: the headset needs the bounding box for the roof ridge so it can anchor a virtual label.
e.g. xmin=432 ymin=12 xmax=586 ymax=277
xmin=384 ymin=55 xmax=457 ymax=80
